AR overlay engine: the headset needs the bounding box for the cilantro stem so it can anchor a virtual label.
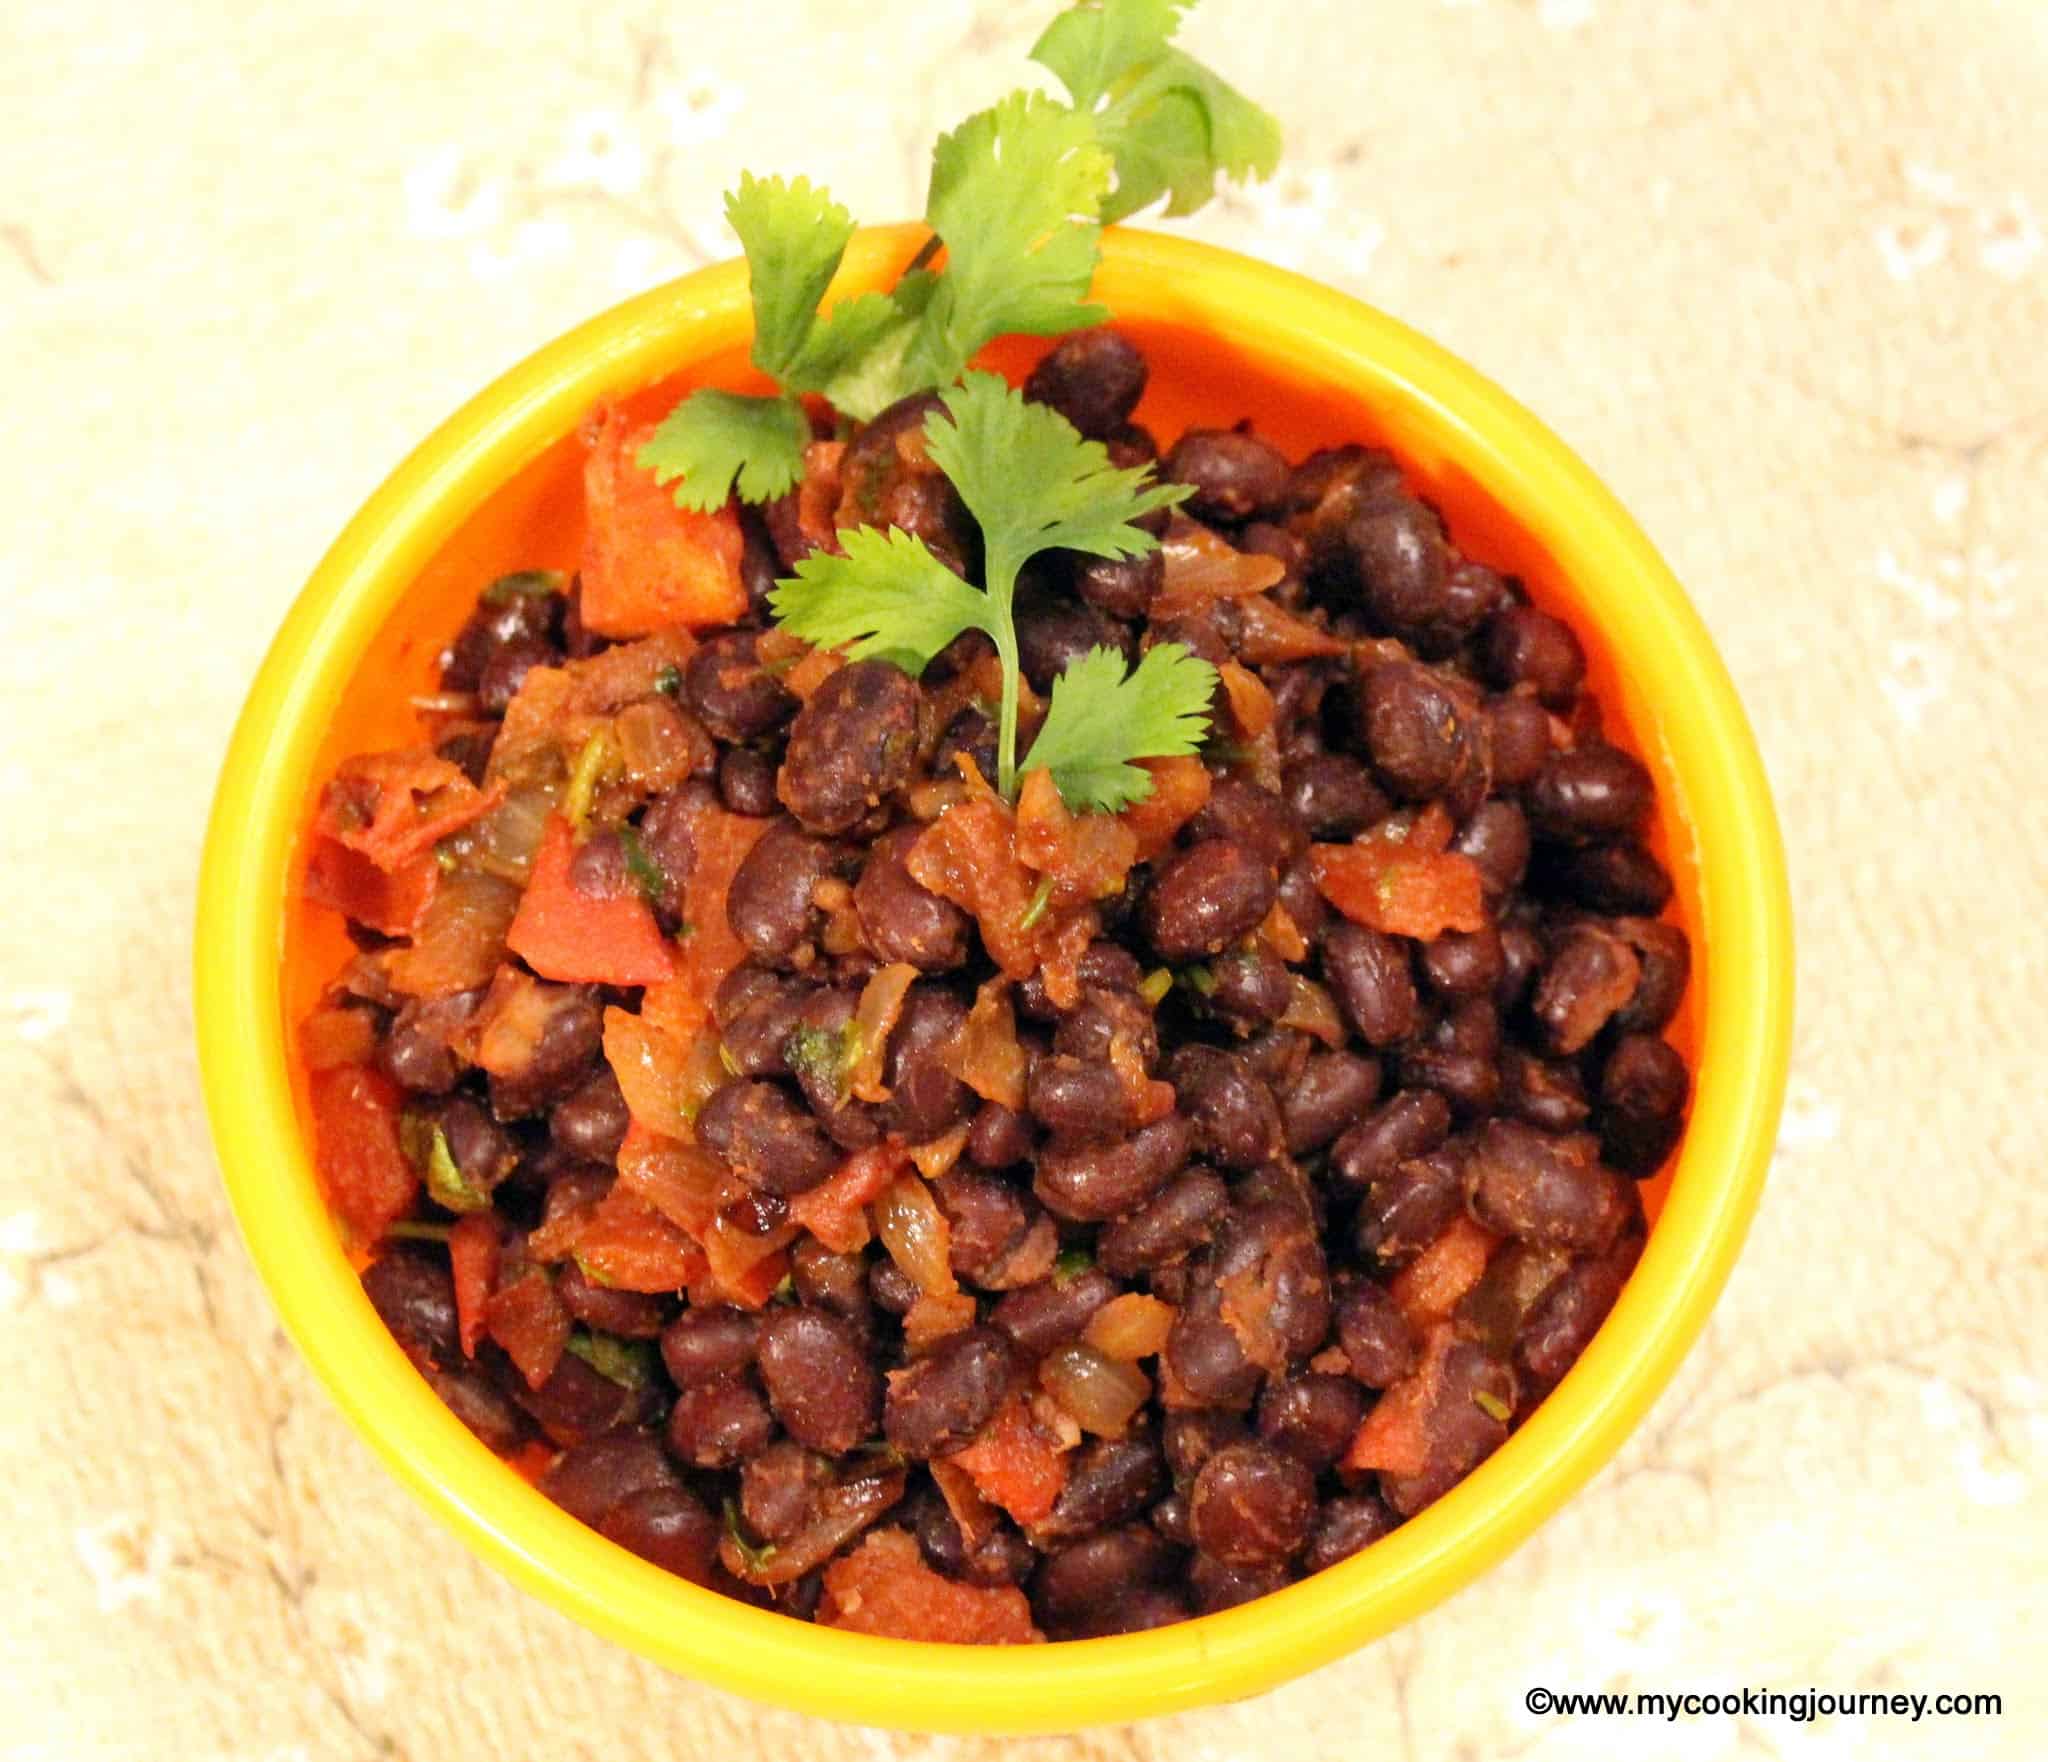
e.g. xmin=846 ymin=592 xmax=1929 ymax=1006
xmin=992 ymin=613 xmax=1023 ymax=797
xmin=903 ymin=230 xmax=943 ymax=277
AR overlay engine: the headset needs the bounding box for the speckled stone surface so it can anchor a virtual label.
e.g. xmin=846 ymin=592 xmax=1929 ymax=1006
xmin=4 ymin=1 xmax=2044 ymax=1756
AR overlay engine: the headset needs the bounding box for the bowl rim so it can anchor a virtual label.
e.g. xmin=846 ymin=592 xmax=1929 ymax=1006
xmin=195 ymin=224 xmax=1793 ymax=1732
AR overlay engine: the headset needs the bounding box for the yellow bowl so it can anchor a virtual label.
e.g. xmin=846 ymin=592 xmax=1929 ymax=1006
xmin=195 ymin=225 xmax=1792 ymax=1731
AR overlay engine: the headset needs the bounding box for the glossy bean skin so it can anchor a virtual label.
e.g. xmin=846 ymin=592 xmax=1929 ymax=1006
xmin=883 ymin=1326 xmax=1017 ymax=1458
xmin=1188 ymin=1555 xmax=1290 ymax=1614
xmin=1352 ymin=1147 xmax=1468 ymax=1266
xmin=1483 ymin=605 xmax=1585 ymax=709
xmin=1517 ymin=1223 xmax=1644 ymax=1396
xmin=1329 ymin=1089 xmax=1453 ymax=1191
xmin=1284 ymin=752 xmax=1389 ymax=841
xmin=854 ymin=825 xmax=970 ymax=970
xmin=1375 ymin=1339 xmax=1516 ymax=1518
xmin=1526 ymin=744 xmax=1653 ymax=845
xmin=739 ymin=1441 xmax=833 ymax=1542
xmin=1033 ymin=1433 xmax=1168 ymax=1544
xmin=790 ymin=1238 xmax=875 ymax=1334
xmin=867 ymin=1256 xmax=919 ymax=1317
xmin=756 ymin=1307 xmax=881 ymax=1453
xmin=713 ymin=965 xmax=813 ymax=1079
xmin=1207 ymin=946 xmax=1293 ymax=1029
xmin=1465 ymin=1118 xmax=1633 ymax=1251
xmin=1347 ymin=499 xmax=1449 ymax=635
xmin=1532 ymin=920 xmax=1642 ymax=1055
xmin=1611 ymin=917 xmax=1692 ymax=1035
xmin=1023 ymin=329 xmax=1149 ymax=439
xmin=1168 ymin=1046 xmax=1284 ymax=1171
xmin=1074 ymin=550 xmax=1161 ymax=620
xmin=420 ymin=1357 xmax=532 ymax=1454
xmin=1050 ymin=980 xmax=1156 ymax=1066
xmin=1015 ymin=593 xmax=1130 ymax=695
xmin=726 ymin=818 xmax=854 ymax=970
xmin=550 ymin=1066 xmax=630 ymax=1162
xmin=776 ymin=660 xmax=921 ymax=836
xmin=1097 ymin=1170 xmax=1229 ymax=1278
xmin=1598 ymin=1032 xmax=1691 ymax=1175
xmin=1186 ymin=777 xmax=1309 ymax=871
xmin=484 ymin=984 xmax=604 ymax=1118
xmin=1279 ymin=1050 xmax=1382 ymax=1154
xmin=695 ymin=1080 xmax=839 ymax=1196
xmin=1190 ymin=1441 xmax=1316 ymax=1566
xmin=1542 ymin=839 xmax=1672 ymax=915
xmin=682 ymin=629 xmax=796 ymax=743
xmin=1032 ymin=1525 xmax=1180 ymax=1627
xmin=1454 ymin=1239 xmax=1572 ymax=1357
xmin=1255 ymin=1373 xmax=1366 ymax=1472
xmin=785 ymin=987 xmax=881 ymax=1151
xmin=1034 ymin=1113 xmax=1194 ymax=1222
xmin=377 ymin=990 xmax=483 ymax=1095
xmin=1450 ymin=799 xmax=1532 ymax=900
xmin=1498 ymin=1046 xmax=1593 ymax=1133
xmin=933 ymin=1170 xmax=1042 ymax=1288
xmin=599 ymin=1485 xmax=720 ymax=1583
xmin=362 ymin=1248 xmax=460 ymax=1364
xmin=557 ymin=1262 xmax=668 ymax=1338
xmin=967 ymin=1101 xmax=1036 ymax=1169
xmin=1164 ymin=429 xmax=1291 ymax=522
xmin=440 ymin=583 xmax=562 ymax=693
xmin=1142 ymin=840 xmax=1277 ymax=961
xmin=717 ymin=746 xmax=781 ymax=817
xmin=1419 ymin=924 xmax=1506 ymax=1000
xmin=1028 ymin=1054 xmax=1141 ymax=1139
xmin=1284 ymin=444 xmax=1405 ymax=576
xmin=1487 ymin=692 xmax=1554 ymax=787
xmin=881 ymin=983 xmax=976 ymax=1142
xmin=539 ymin=1425 xmax=679 ymax=1528
xmin=836 ymin=392 xmax=978 ymax=575
xmin=1322 ymin=921 xmax=1419 ymax=1047
xmin=1167 ymin=1202 xmax=1329 ymax=1408
xmin=665 ymin=1375 xmax=775 ymax=1469
xmin=991 ymin=1266 xmax=1118 ymax=1358
xmin=1359 ymin=661 xmax=1487 ymax=805
xmin=1301 ymin=1494 xmax=1398 ymax=1574
xmin=659 ymin=1305 xmax=759 ymax=1387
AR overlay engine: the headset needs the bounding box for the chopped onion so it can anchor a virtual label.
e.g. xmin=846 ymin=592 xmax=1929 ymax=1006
xmin=1155 ymin=516 xmax=1287 ymax=613
xmin=875 ymin=1175 xmax=957 ymax=1297
xmin=1039 ymin=1342 xmax=1151 ymax=1437
xmin=472 ymin=784 xmax=557 ymax=883
xmin=847 ymin=962 xmax=919 ymax=1103
xmin=1081 ymin=1293 xmax=1177 ymax=1362
xmin=941 ymin=977 xmax=1027 ymax=1111
xmin=1278 ymin=973 xmax=1346 ymax=1046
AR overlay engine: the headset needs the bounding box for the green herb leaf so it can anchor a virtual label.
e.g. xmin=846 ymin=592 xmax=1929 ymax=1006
xmin=1053 ymin=1247 xmax=1095 ymax=1285
xmin=653 ymin=663 xmax=682 ymax=697
xmin=617 ymin=823 xmax=668 ymax=908
xmin=784 ymin=1021 xmax=859 ymax=1106
xmin=401 ymin=1116 xmax=490 ymax=1215
xmin=725 ymin=172 xmax=858 ymax=379
xmin=386 ymin=1219 xmax=456 ymax=1244
xmin=769 ymin=525 xmax=995 ymax=678
xmin=638 ymin=388 xmax=812 ymax=512
xmin=480 ymin=569 xmax=568 ymax=605
xmin=781 ymin=283 xmax=932 ymax=423
xmin=564 ymin=1330 xmax=658 ymax=1389
xmin=1022 ymin=641 xmax=1217 ymax=812
xmin=1031 ymin=0 xmax=1188 ymax=108
xmin=723 ymin=1497 xmax=777 ymax=1572
xmin=1138 ymin=966 xmax=1174 ymax=1005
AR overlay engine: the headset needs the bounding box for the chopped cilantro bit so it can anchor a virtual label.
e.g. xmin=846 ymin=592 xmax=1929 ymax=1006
xmin=1181 ymin=964 xmax=1217 ymax=997
xmin=1053 ymin=1247 xmax=1094 ymax=1285
xmin=785 ymin=1022 xmax=856 ymax=1106
xmin=481 ymin=569 xmax=567 ymax=605
xmin=653 ymin=663 xmax=682 ymax=697
xmin=401 ymin=1114 xmax=490 ymax=1215
xmin=722 ymin=1497 xmax=777 ymax=1572
xmin=1016 ymin=874 xmax=1057 ymax=933
xmin=562 ymin=729 xmax=617 ymax=834
xmin=565 ymin=1331 xmax=657 ymax=1389
xmin=617 ymin=822 xmax=668 ymax=906
xmin=433 ymin=841 xmax=459 ymax=873
xmin=718 ymin=1040 xmax=743 ymax=1078
xmin=1472 ymin=1389 xmax=1512 ymax=1423
xmin=386 ymin=1219 xmax=455 ymax=1244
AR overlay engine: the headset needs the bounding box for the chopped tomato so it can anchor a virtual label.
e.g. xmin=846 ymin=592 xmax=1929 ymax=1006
xmin=639 ymin=805 xmax=772 ymax=1042
xmin=579 ymin=401 xmax=747 ymax=637
xmin=572 ymin=1187 xmax=708 ymax=1293
xmin=490 ymin=629 xmax=696 ymax=788
xmin=309 ymin=1065 xmax=418 ymax=1246
xmin=945 ymin=1397 xmax=1070 ymax=1525
xmin=317 ymin=747 xmax=502 ymax=873
xmin=1390 ymin=1215 xmax=1499 ymax=1329
xmin=1311 ymin=811 xmax=1487 ymax=941
xmin=1343 ymin=1323 xmax=1454 ymax=1481
xmin=485 ymin=1267 xmax=572 ymax=1390
xmin=614 ymin=1121 xmax=726 ymax=1237
xmin=449 ymin=1213 xmax=501 ymax=1358
xmin=819 ymin=1528 xmax=1042 ymax=1643
xmin=1118 ymin=755 xmax=1212 ymax=860
xmin=787 ymin=1142 xmax=908 ymax=1254
xmin=506 ymin=814 xmax=678 ymax=987
xmin=304 ymin=834 xmax=438 ymax=937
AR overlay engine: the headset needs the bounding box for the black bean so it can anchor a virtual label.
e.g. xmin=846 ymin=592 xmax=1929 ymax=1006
xmin=737 ymin=502 xmax=780 ymax=618
xmin=789 ymin=1237 xmax=873 ymax=1329
xmin=1302 ymin=1494 xmax=1398 ymax=1574
xmin=1276 ymin=852 xmax=1329 ymax=942
xmin=1034 ymin=1113 xmax=1194 ymax=1221
xmin=1333 ymin=1277 xmax=1416 ymax=1388
xmin=1284 ymin=752 xmax=1389 ymax=841
xmin=476 ymin=638 xmax=551 ymax=715
xmin=1346 ymin=499 xmax=1449 ymax=634
xmin=660 ymin=1305 xmax=759 ymax=1387
xmin=635 ymin=783 xmax=707 ymax=927
xmin=883 ymin=1325 xmax=1016 ymax=1458
xmin=867 ymin=1255 xmax=919 ymax=1317
xmin=1330 ymin=1089 xmax=1453 ymax=1191
xmin=435 ymin=1095 xmax=520 ymax=1192
xmin=377 ymin=991 xmax=483 ymax=1095
xmin=1015 ymin=593 xmax=1129 ymax=696
xmin=557 ymin=1263 xmax=668 ymax=1338
xmin=550 ymin=1066 xmax=629 ymax=1163
xmin=513 ymin=1350 xmax=644 ymax=1448
xmin=1167 ymin=1046 xmax=1284 ymax=1170
xmin=440 ymin=584 xmax=563 ymax=693
xmin=841 ymin=392 xmax=978 ymax=576
xmin=1611 ymin=917 xmax=1691 ymax=1035
xmin=991 ymin=1266 xmax=1117 ymax=1358
xmin=1399 ymin=1010 xmax=1504 ymax=1116
xmin=1544 ymin=839 xmax=1672 ymax=915
xmin=1142 ymin=839 xmax=1277 ymax=961
xmin=1466 ymin=1118 xmax=1632 ymax=1251
xmin=1496 ymin=920 xmax=1546 ymax=1010
xmin=854 ymin=825 xmax=969 ymax=970
xmin=1188 ymin=1554 xmax=1290 ymax=1613
xmin=1064 ymin=1586 xmax=1191 ymax=1637
xmin=1359 ymin=661 xmax=1486 ymax=804
xmin=1186 ymin=778 xmax=1309 ymax=871
xmin=784 ymin=986 xmax=881 ymax=1152
xmin=1498 ymin=1046 xmax=1592 ymax=1133
xmin=1376 ymin=1339 xmax=1516 ymax=1518
xmin=1255 ymin=1373 xmax=1366 ymax=1471
xmin=1353 ymin=1147 xmax=1468 ymax=1266
xmin=599 ymin=1485 xmax=719 ymax=1583
xmin=682 ymin=629 xmax=796 ymax=743
xmin=1450 ymin=799 xmax=1531 ymax=900
xmin=1161 ymin=1411 xmax=1247 ymax=1487
xmin=1168 ymin=1202 xmax=1329 ymax=1407
xmin=881 ymin=982 xmax=975 ymax=1142
xmin=933 ymin=1170 xmax=1035 ymax=1287
xmin=420 ymin=1358 xmax=532 ymax=1454
xmin=1285 ymin=444 xmax=1405 ymax=576
xmin=1104 ymin=422 xmax=1163 ymax=479
xmin=776 ymin=660 xmax=921 ymax=835
xmin=694 ymin=1080 xmax=839 ymax=1196
xmin=1454 ymin=1239 xmax=1572 ymax=1357
xmin=1033 ymin=1526 xmax=1179 ymax=1625
xmin=1190 ymin=1441 xmax=1315 ymax=1565
xmin=1419 ymin=924 xmax=1506 ymax=1000
xmin=1484 ymin=605 xmax=1585 ymax=709
xmin=1242 ymin=1025 xmax=1313 ymax=1091
xmin=1527 ymin=743 xmax=1653 ymax=845
xmin=1074 ymin=549 xmax=1162 ymax=619
xmin=1487 ymin=691 xmax=1553 ymax=787
xmin=1164 ymin=429 xmax=1290 ymax=522
xmin=717 ymin=746 xmax=781 ymax=817
xmin=1425 ymin=560 xmax=1508 ymax=655
xmin=1599 ymin=1033 xmax=1690 ymax=1175
xmin=1050 ymin=980 xmax=1156 ymax=1066
xmin=362 ymin=1248 xmax=460 ymax=1365
xmin=539 ymin=1426 xmax=680 ymax=1528
xmin=726 ymin=817 xmax=853 ymax=971
xmin=968 ymin=1101 xmax=1036 ymax=1169
xmin=1517 ymin=1224 xmax=1644 ymax=1395
xmin=1028 ymin=1054 xmax=1140 ymax=1139
xmin=713 ymin=965 xmax=812 ymax=1078
xmin=933 ymin=705 xmax=999 ymax=786
xmin=1532 ymin=920 xmax=1642 ymax=1055
xmin=1024 ymin=329 xmax=1149 ymax=438
xmin=1322 ymin=920 xmax=1419 ymax=1047
xmin=1034 ymin=1432 xmax=1168 ymax=1544
xmin=1279 ymin=1050 xmax=1382 ymax=1154
xmin=756 ymin=1307 xmax=880 ymax=1453
xmin=664 ymin=1374 xmax=774 ymax=1469
xmin=1240 ymin=520 xmax=1307 ymax=577
xmin=486 ymin=984 xmax=604 ymax=1119
xmin=1097 ymin=1170 xmax=1229 ymax=1277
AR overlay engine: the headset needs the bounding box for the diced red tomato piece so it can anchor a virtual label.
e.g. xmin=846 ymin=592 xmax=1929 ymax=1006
xmin=1311 ymin=816 xmax=1487 ymax=941
xmin=309 ymin=1065 xmax=418 ymax=1247
xmin=1118 ymin=755 xmax=1213 ymax=861
xmin=304 ymin=834 xmax=439 ymax=937
xmin=819 ymin=1528 xmax=1042 ymax=1643
xmin=1342 ymin=1325 xmax=1459 ymax=1481
xmin=572 ymin=1187 xmax=708 ymax=1293
xmin=1389 ymin=1215 xmax=1498 ymax=1329
xmin=787 ymin=1142 xmax=908 ymax=1254
xmin=316 ymin=747 xmax=502 ymax=873
xmin=485 ymin=1268 xmax=572 ymax=1390
xmin=580 ymin=401 xmax=748 ymax=637
xmin=449 ymin=1213 xmax=501 ymax=1359
xmin=945 ymin=1398 xmax=1070 ymax=1526
xmin=506 ymin=814 xmax=678 ymax=987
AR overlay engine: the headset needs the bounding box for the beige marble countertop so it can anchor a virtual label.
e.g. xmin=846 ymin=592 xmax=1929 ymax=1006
xmin=5 ymin=1 xmax=2045 ymax=1756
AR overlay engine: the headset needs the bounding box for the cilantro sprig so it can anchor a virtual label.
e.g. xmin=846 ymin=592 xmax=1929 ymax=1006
xmin=638 ymin=0 xmax=1277 ymax=514
xmin=770 ymin=372 xmax=1212 ymax=806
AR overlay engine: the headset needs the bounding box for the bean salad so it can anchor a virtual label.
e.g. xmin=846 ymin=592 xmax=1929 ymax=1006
xmin=302 ymin=327 xmax=1691 ymax=1643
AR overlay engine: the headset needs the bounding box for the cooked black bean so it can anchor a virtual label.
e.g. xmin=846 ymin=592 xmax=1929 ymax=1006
xmin=1427 ymin=559 xmax=1508 ymax=655
xmin=1419 ymin=924 xmax=1506 ymax=1001
xmin=1165 ymin=429 xmax=1290 ymax=521
xmin=1207 ymin=945 xmax=1293 ymax=1029
xmin=933 ymin=705 xmax=999 ymax=785
xmin=789 ymin=1238 xmax=872 ymax=1329
xmin=1333 ymin=1276 xmax=1416 ymax=1388
xmin=991 ymin=1266 xmax=1117 ymax=1357
xmin=1454 ymin=1239 xmax=1572 ymax=1357
xmin=1347 ymin=498 xmax=1449 ymax=634
xmin=1168 ymin=1046 xmax=1284 ymax=1170
xmin=1302 ymin=1494 xmax=1398 ymax=1573
xmin=683 ymin=629 xmax=796 ymax=743
xmin=550 ymin=1065 xmax=630 ymax=1162
xmin=1611 ymin=917 xmax=1692 ymax=1035
xmin=881 ymin=982 xmax=975 ymax=1142
xmin=1284 ymin=752 xmax=1389 ymax=840
xmin=711 ymin=965 xmax=809 ymax=1080
xmin=1168 ymin=1202 xmax=1329 ymax=1407
xmin=1487 ymin=691 xmax=1554 ymax=787
xmin=1024 ymin=329 xmax=1149 ymax=438
xmin=1353 ymin=1147 xmax=1468 ymax=1266
xmin=1450 ymin=798 xmax=1532 ymax=899
xmin=1527 ymin=743 xmax=1653 ymax=844
xmin=421 ymin=1358 xmax=532 ymax=1453
xmin=1399 ymin=1009 xmax=1504 ymax=1115
xmin=665 ymin=1373 xmax=774 ymax=1469
xmin=883 ymin=1326 xmax=1016 ymax=1458
xmin=1378 ymin=1339 xmax=1517 ymax=1518
xmin=1074 ymin=549 xmax=1162 ymax=619
xmin=916 ymin=1498 xmax=1038 ymax=1587
xmin=933 ymin=1170 xmax=1036 ymax=1286
xmin=1517 ymin=1224 xmax=1644 ymax=1395
xmin=1186 ymin=777 xmax=1309 ymax=870
xmin=1034 ymin=1433 xmax=1168 ymax=1544
xmin=362 ymin=1248 xmax=460 ymax=1365
xmin=1240 ymin=520 xmax=1307 ymax=577
xmin=1330 ymin=1089 xmax=1453 ymax=1190
xmin=1255 ymin=1373 xmax=1366 ymax=1471
xmin=784 ymin=986 xmax=880 ymax=1151
xmin=1188 ymin=1554 xmax=1290 ymax=1613
xmin=1065 ymin=1586 xmax=1192 ymax=1637
xmin=1243 ymin=1024 xmax=1313 ymax=1090
xmin=514 ymin=1349 xmax=646 ymax=1448
xmin=967 ymin=1101 xmax=1036 ymax=1169
xmin=854 ymin=825 xmax=969 ymax=970
xmin=660 ymin=1305 xmax=759 ymax=1387
xmin=1016 ymin=593 xmax=1129 ymax=696
xmin=1466 ymin=1118 xmax=1632 ymax=1251
xmin=1104 ymin=422 xmax=1163 ymax=477
xmin=557 ymin=1263 xmax=668 ymax=1338
xmin=378 ymin=990 xmax=482 ymax=1095
xmin=726 ymin=818 xmax=852 ymax=970
xmin=867 ymin=1255 xmax=920 ymax=1317
xmin=1544 ymin=839 xmax=1672 ymax=915
xmin=1285 ymin=444 xmax=1405 ymax=575
xmin=756 ymin=1308 xmax=880 ymax=1454
xmin=1276 ymin=851 xmax=1329 ymax=942
xmin=1028 ymin=1054 xmax=1140 ymax=1139
xmin=440 ymin=583 xmax=563 ymax=693
xmin=1496 ymin=919 xmax=1546 ymax=1010
xmin=1035 ymin=1112 xmax=1193 ymax=1221
xmin=716 ymin=746 xmax=781 ymax=817
xmin=1150 ymin=1490 xmax=1195 ymax=1544
xmin=776 ymin=660 xmax=921 ymax=835
xmin=1142 ymin=839 xmax=1277 ymax=961
xmin=1532 ymin=919 xmax=1642 ymax=1054
xmin=434 ymin=1095 xmax=520 ymax=1192
xmin=598 ymin=1485 xmax=719 ymax=1582
xmin=1360 ymin=661 xmax=1486 ymax=804
xmin=839 ymin=391 xmax=978 ymax=575
xmin=1599 ymin=1032 xmax=1691 ymax=1174
xmin=1322 ymin=920 xmax=1419 ymax=1047
xmin=1279 ymin=1050 xmax=1381 ymax=1153
xmin=1499 ymin=1046 xmax=1593 ymax=1133
xmin=1033 ymin=1525 xmax=1179 ymax=1625
xmin=1190 ymin=1440 xmax=1315 ymax=1565
xmin=1484 ymin=605 xmax=1585 ymax=709
xmin=485 ymin=983 xmax=604 ymax=1118
xmin=1050 ymin=979 xmax=1156 ymax=1066
xmin=539 ymin=1426 xmax=680 ymax=1528
xmin=695 ymin=1080 xmax=839 ymax=1196
xmin=1097 ymin=1170 xmax=1229 ymax=1277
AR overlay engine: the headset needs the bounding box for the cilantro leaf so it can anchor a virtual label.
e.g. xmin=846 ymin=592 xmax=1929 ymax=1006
xmin=726 ymin=173 xmax=857 ymax=379
xmin=903 ymin=93 xmax=1115 ymax=389
xmin=769 ymin=525 xmax=994 ymax=677
xmin=1022 ymin=642 xmax=1218 ymax=811
xmin=1031 ymin=0 xmax=1282 ymax=223
xmin=637 ymin=388 xmax=811 ymax=511
xmin=782 ymin=275 xmax=939 ymax=422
